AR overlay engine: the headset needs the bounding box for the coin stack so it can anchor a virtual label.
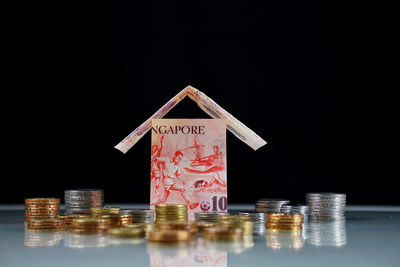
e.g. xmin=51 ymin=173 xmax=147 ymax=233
xmin=148 ymin=230 xmax=192 ymax=244
xmin=281 ymin=204 xmax=309 ymax=222
xmin=90 ymin=206 xmax=120 ymax=216
xmin=217 ymin=215 xmax=254 ymax=235
xmin=306 ymin=193 xmax=346 ymax=221
xmin=69 ymin=218 xmax=111 ymax=234
xmin=239 ymin=212 xmax=267 ymax=234
xmin=266 ymin=213 xmax=304 ymax=231
xmin=307 ymin=220 xmax=347 ymax=247
xmin=98 ymin=214 xmax=132 ymax=227
xmin=26 ymin=218 xmax=66 ymax=231
xmin=156 ymin=221 xmax=199 ymax=237
xmin=195 ymin=222 xmax=217 ymax=233
xmin=155 ymin=204 xmax=188 ymax=222
xmin=255 ymin=199 xmax=290 ymax=213
xmin=202 ymin=226 xmax=244 ymax=242
xmin=62 ymin=214 xmax=90 ymax=227
xmin=194 ymin=212 xmax=228 ymax=223
xmin=64 ymin=189 xmax=104 ymax=215
xmin=120 ymin=209 xmax=155 ymax=224
xmin=108 ymin=226 xmax=145 ymax=238
xmin=25 ymin=198 xmax=60 ymax=222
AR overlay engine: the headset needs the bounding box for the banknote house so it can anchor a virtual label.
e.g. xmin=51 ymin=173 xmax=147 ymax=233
xmin=115 ymin=86 xmax=266 ymax=219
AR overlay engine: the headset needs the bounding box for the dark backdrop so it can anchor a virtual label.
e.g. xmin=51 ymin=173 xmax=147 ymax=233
xmin=3 ymin=1 xmax=395 ymax=205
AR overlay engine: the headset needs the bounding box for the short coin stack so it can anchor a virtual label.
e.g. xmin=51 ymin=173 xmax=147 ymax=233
xmin=64 ymin=189 xmax=104 ymax=215
xmin=108 ymin=225 xmax=145 ymax=238
xmin=156 ymin=221 xmax=199 ymax=237
xmin=306 ymin=193 xmax=346 ymax=221
xmin=255 ymin=199 xmax=290 ymax=213
xmin=266 ymin=213 xmax=304 ymax=231
xmin=239 ymin=212 xmax=267 ymax=234
xmin=202 ymin=226 xmax=244 ymax=242
xmin=194 ymin=212 xmax=228 ymax=223
xmin=63 ymin=214 xmax=90 ymax=227
xmin=90 ymin=206 xmax=120 ymax=216
xmin=69 ymin=218 xmax=111 ymax=234
xmin=155 ymin=204 xmax=188 ymax=222
xmin=147 ymin=230 xmax=192 ymax=244
xmin=26 ymin=218 xmax=66 ymax=231
xmin=120 ymin=209 xmax=155 ymax=224
xmin=281 ymin=204 xmax=309 ymax=223
xmin=217 ymin=215 xmax=254 ymax=235
xmin=98 ymin=214 xmax=132 ymax=228
xmin=25 ymin=198 xmax=60 ymax=222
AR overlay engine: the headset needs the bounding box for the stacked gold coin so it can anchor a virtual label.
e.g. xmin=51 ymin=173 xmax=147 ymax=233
xmin=26 ymin=218 xmax=65 ymax=231
xmin=217 ymin=215 xmax=254 ymax=235
xmin=98 ymin=214 xmax=132 ymax=228
xmin=147 ymin=230 xmax=191 ymax=244
xmin=63 ymin=214 xmax=90 ymax=227
xmin=25 ymin=198 xmax=60 ymax=222
xmin=69 ymin=218 xmax=111 ymax=234
xmin=108 ymin=225 xmax=145 ymax=238
xmin=202 ymin=226 xmax=244 ymax=242
xmin=90 ymin=206 xmax=120 ymax=216
xmin=155 ymin=204 xmax=188 ymax=222
xmin=266 ymin=213 xmax=304 ymax=231
xmin=156 ymin=221 xmax=198 ymax=237
xmin=195 ymin=222 xmax=217 ymax=233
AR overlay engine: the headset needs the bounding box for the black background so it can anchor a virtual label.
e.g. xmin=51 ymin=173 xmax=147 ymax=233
xmin=3 ymin=1 xmax=396 ymax=205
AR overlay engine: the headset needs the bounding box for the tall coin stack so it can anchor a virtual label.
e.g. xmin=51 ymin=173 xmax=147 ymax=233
xmin=155 ymin=204 xmax=188 ymax=222
xmin=306 ymin=193 xmax=346 ymax=221
xmin=194 ymin=212 xmax=228 ymax=223
xmin=120 ymin=209 xmax=155 ymax=224
xmin=239 ymin=212 xmax=267 ymax=234
xmin=64 ymin=189 xmax=104 ymax=215
xmin=255 ymin=199 xmax=290 ymax=213
xmin=25 ymin=198 xmax=60 ymax=222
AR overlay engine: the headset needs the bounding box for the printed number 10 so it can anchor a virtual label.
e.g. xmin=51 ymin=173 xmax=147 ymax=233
xmin=212 ymin=196 xmax=227 ymax=211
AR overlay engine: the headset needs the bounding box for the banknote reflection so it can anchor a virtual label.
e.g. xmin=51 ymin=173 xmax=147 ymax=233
xmin=148 ymin=237 xmax=227 ymax=267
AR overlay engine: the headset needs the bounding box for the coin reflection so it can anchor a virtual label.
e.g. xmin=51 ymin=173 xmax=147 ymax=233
xmin=64 ymin=233 xmax=110 ymax=248
xmin=265 ymin=229 xmax=304 ymax=250
xmin=24 ymin=229 xmax=65 ymax=247
xmin=307 ymin=220 xmax=347 ymax=247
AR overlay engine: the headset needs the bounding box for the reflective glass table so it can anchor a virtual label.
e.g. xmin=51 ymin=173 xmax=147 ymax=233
xmin=1 ymin=204 xmax=399 ymax=267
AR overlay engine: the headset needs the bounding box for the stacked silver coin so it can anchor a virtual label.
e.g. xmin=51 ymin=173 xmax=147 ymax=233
xmin=64 ymin=189 xmax=104 ymax=215
xmin=307 ymin=220 xmax=347 ymax=247
xmin=281 ymin=204 xmax=309 ymax=222
xmin=306 ymin=193 xmax=346 ymax=221
xmin=255 ymin=199 xmax=290 ymax=213
xmin=120 ymin=209 xmax=155 ymax=224
xmin=194 ymin=212 xmax=228 ymax=223
xmin=239 ymin=212 xmax=266 ymax=234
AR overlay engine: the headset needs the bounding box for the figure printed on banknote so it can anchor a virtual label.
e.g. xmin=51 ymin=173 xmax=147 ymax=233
xmin=150 ymin=119 xmax=227 ymax=218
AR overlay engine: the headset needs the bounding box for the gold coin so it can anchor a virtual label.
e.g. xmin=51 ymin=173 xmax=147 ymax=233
xmin=147 ymin=230 xmax=191 ymax=243
xmin=108 ymin=227 xmax=145 ymax=238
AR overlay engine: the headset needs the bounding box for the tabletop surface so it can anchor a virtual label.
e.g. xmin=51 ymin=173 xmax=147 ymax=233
xmin=0 ymin=204 xmax=399 ymax=267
